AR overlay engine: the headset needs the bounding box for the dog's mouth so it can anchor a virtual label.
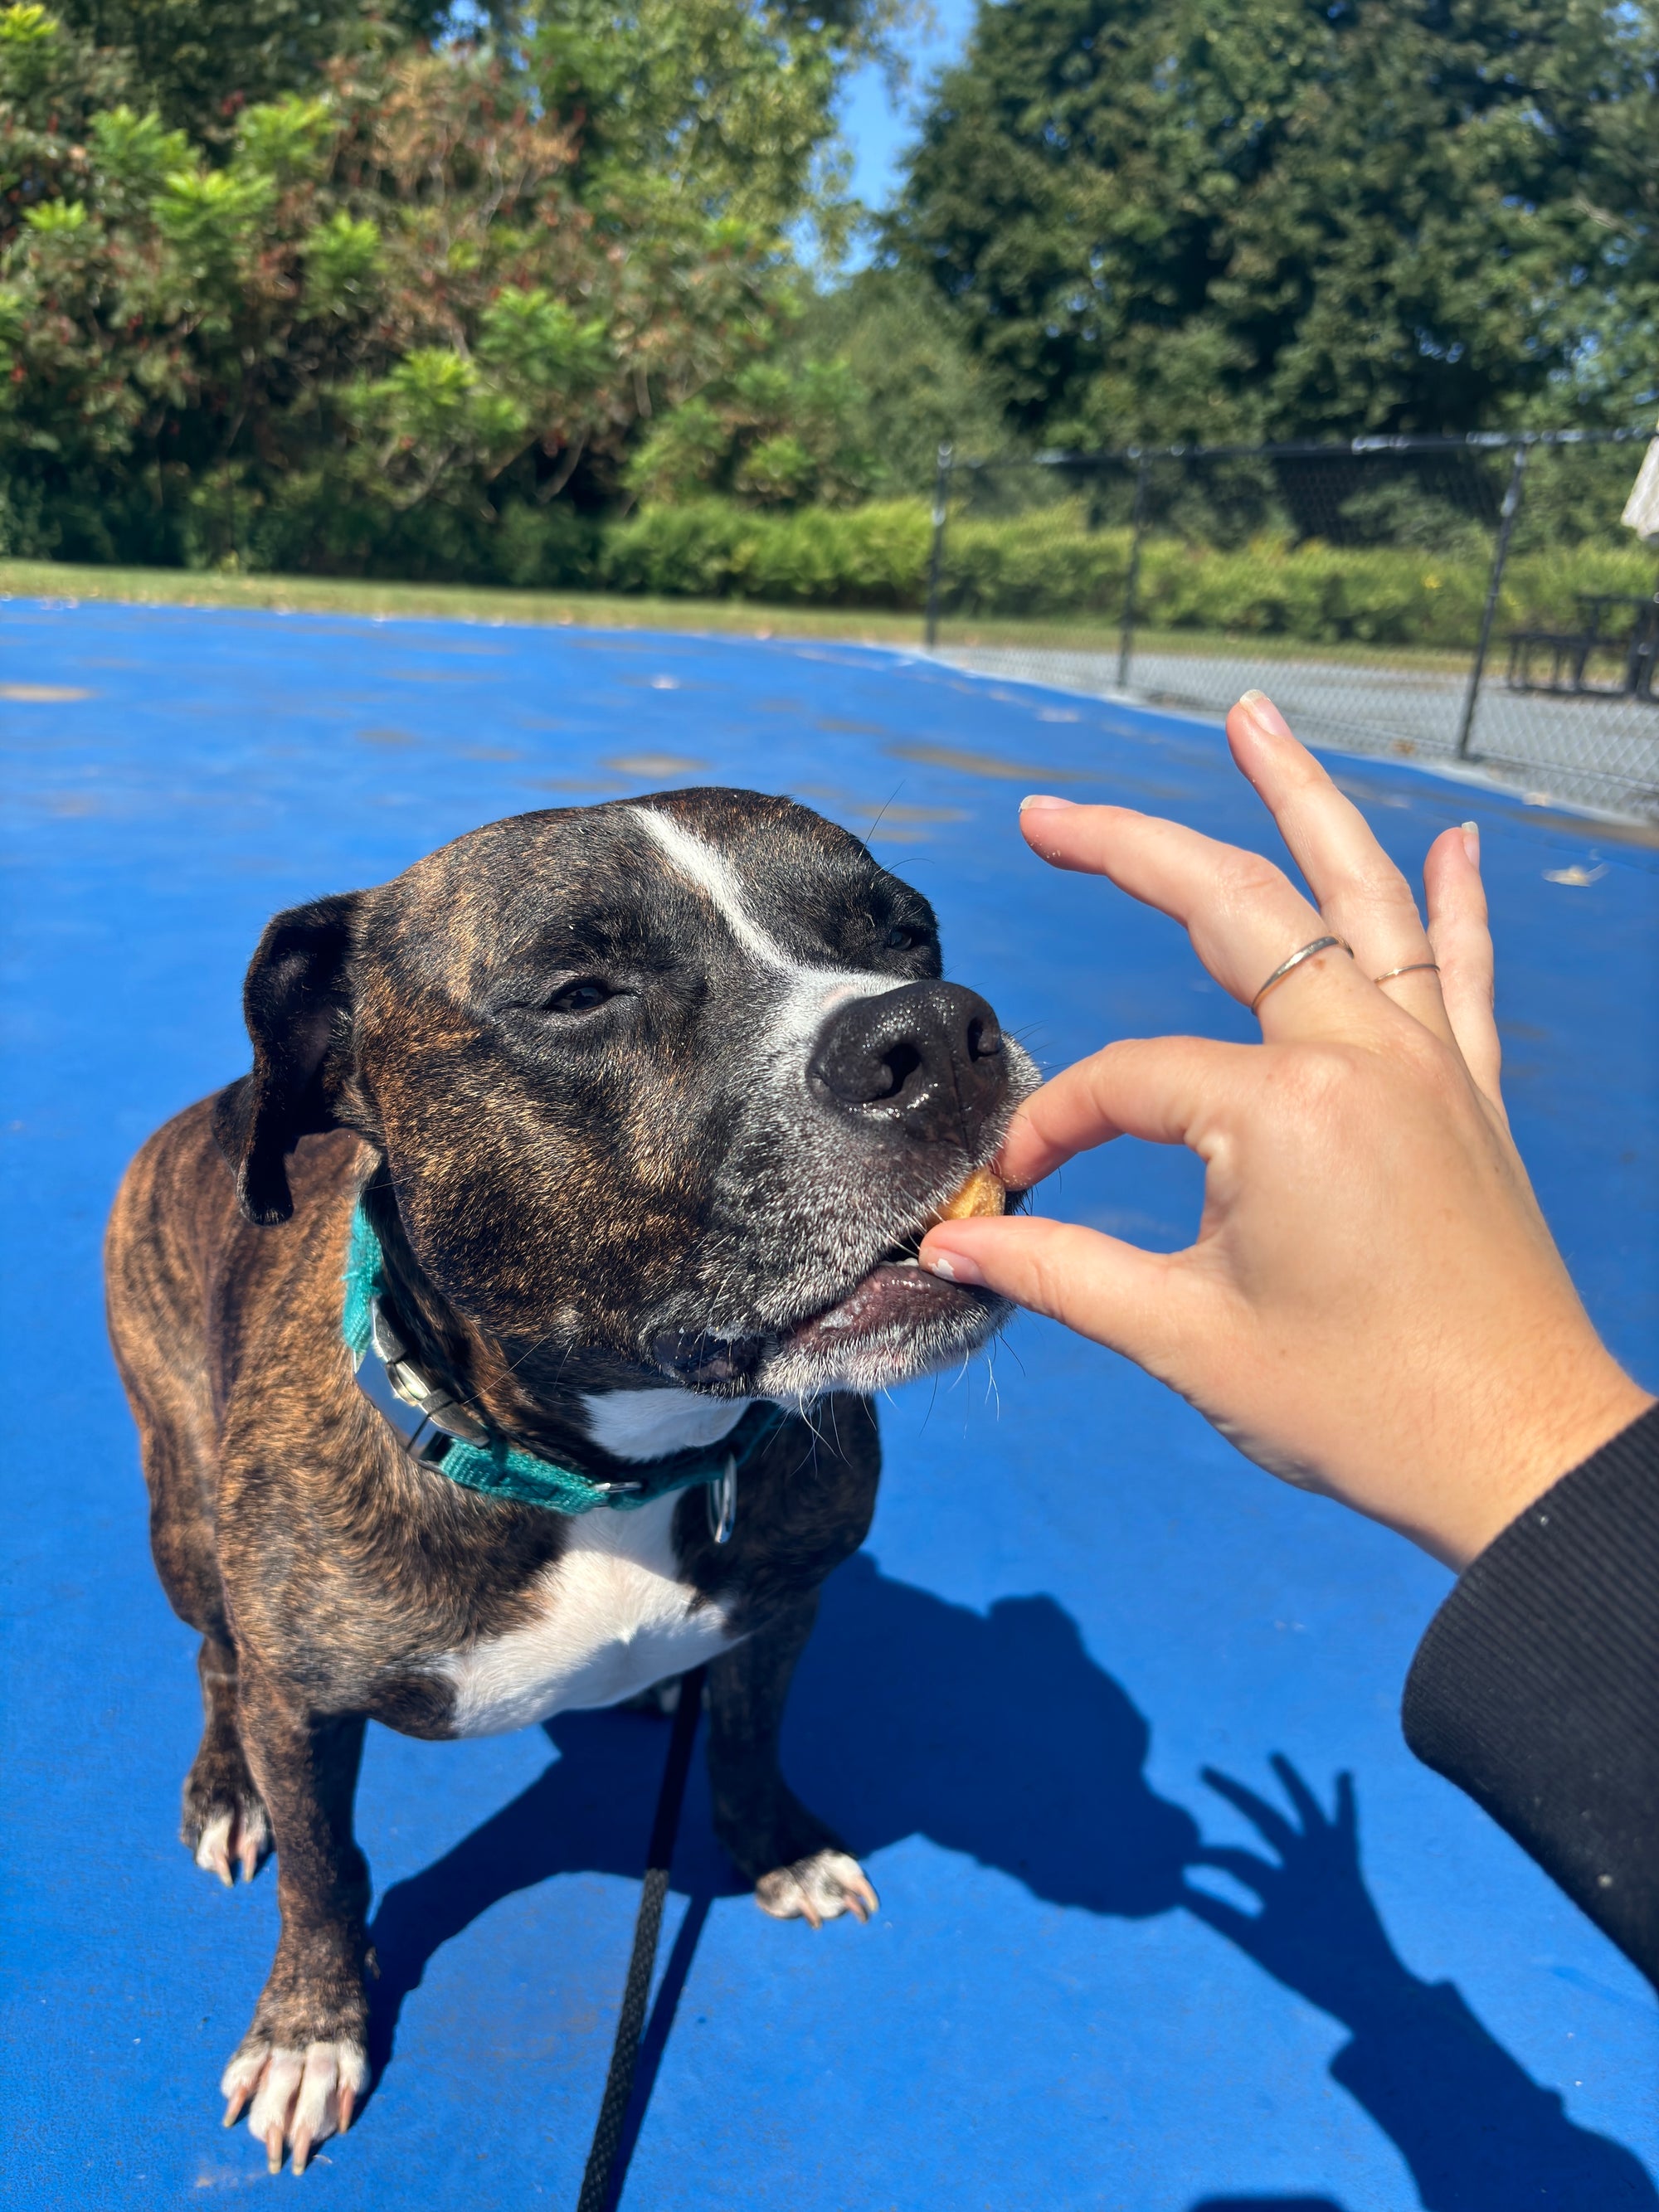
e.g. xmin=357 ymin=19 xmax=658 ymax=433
xmin=653 ymin=1171 xmax=1018 ymax=1396
xmin=777 ymin=1244 xmax=996 ymax=1355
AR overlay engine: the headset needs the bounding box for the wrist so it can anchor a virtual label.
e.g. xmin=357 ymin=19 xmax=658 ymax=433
xmin=1429 ymin=1364 xmax=1655 ymax=1571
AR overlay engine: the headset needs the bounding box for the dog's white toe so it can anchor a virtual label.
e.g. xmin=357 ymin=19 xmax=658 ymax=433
xmin=194 ymin=1811 xmax=236 ymax=1887
xmin=222 ymin=2037 xmax=367 ymax=2174
xmin=193 ymin=1796 xmax=271 ymax=1886
xmin=754 ymin=1849 xmax=878 ymax=1928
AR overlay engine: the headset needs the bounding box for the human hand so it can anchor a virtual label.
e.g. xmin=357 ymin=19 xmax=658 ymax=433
xmin=919 ymin=693 xmax=1652 ymax=1566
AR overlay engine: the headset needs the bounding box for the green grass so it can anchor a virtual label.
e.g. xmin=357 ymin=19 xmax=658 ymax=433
xmin=0 ymin=556 xmax=1480 ymax=671
xmin=932 ymin=614 xmax=1478 ymax=674
xmin=0 ymin=558 xmax=931 ymax=641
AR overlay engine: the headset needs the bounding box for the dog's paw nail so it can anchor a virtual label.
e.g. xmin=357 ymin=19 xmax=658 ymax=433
xmin=219 ymin=2045 xmax=266 ymax=2130
xmin=236 ymin=2038 xmax=367 ymax=2175
xmin=192 ymin=1796 xmax=271 ymax=1887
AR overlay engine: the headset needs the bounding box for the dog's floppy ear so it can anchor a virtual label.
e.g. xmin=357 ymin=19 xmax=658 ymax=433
xmin=212 ymin=892 xmax=362 ymax=1226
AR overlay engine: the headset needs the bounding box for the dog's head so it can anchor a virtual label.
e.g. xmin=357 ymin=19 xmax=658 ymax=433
xmin=215 ymin=789 xmax=1037 ymax=1406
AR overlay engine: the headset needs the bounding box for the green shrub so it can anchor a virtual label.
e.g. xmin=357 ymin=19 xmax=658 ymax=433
xmin=924 ymin=503 xmax=1658 ymax=649
xmin=597 ymin=498 xmax=932 ymax=605
xmin=13 ymin=479 xmax=1656 ymax=649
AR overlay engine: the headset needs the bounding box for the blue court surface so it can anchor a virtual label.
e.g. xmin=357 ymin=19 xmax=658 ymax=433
xmin=3 ymin=600 xmax=1657 ymax=2211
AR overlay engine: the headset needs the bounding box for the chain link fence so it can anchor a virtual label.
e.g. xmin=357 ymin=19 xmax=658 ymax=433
xmin=922 ymin=430 xmax=1659 ymax=821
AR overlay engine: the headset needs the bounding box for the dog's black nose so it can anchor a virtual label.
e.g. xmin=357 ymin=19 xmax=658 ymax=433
xmin=810 ymin=981 xmax=1006 ymax=1150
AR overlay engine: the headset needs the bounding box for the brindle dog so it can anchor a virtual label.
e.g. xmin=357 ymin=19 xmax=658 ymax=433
xmin=106 ymin=787 xmax=1034 ymax=2173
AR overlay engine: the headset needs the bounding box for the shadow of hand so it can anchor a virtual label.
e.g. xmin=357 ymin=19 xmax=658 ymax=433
xmin=1184 ymin=1757 xmax=1658 ymax=2211
xmin=1183 ymin=1755 xmax=1413 ymax=2025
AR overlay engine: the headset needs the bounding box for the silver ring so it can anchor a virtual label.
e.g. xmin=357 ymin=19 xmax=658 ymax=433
xmin=1249 ymin=936 xmax=1353 ymax=1015
xmin=1373 ymin=960 xmax=1440 ymax=986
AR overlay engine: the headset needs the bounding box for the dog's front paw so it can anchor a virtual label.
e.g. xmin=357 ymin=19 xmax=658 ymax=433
xmin=221 ymin=2035 xmax=367 ymax=2176
xmin=182 ymin=1745 xmax=271 ymax=1888
xmin=186 ymin=1789 xmax=272 ymax=1889
xmin=754 ymin=1849 xmax=878 ymax=1929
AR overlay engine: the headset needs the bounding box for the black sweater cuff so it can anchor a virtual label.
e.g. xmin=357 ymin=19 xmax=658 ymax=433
xmin=1403 ymin=1399 xmax=1659 ymax=1986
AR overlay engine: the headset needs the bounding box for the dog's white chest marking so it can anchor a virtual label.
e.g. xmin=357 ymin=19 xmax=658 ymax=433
xmin=438 ymin=1494 xmax=732 ymax=1737
xmin=581 ymin=1387 xmax=749 ymax=1461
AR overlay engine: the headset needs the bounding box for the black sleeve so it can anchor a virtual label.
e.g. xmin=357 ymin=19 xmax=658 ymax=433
xmin=1403 ymin=1398 xmax=1659 ymax=1987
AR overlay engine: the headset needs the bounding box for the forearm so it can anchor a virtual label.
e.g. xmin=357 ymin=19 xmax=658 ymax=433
xmin=1403 ymin=1398 xmax=1659 ymax=1986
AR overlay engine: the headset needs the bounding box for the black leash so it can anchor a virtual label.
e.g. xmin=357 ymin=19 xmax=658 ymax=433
xmin=577 ymin=1665 xmax=708 ymax=2212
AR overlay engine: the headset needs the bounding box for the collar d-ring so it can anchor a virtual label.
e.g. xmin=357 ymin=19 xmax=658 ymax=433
xmin=708 ymin=1455 xmax=737 ymax=1544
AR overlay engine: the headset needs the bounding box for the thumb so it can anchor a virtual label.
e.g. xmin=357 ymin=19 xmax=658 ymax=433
xmin=919 ymin=1213 xmax=1199 ymax=1368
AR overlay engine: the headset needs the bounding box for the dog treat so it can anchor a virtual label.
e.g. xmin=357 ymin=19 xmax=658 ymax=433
xmin=928 ymin=1166 xmax=1006 ymax=1224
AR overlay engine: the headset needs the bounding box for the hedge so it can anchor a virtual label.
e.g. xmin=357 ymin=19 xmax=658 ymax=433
xmin=596 ymin=498 xmax=932 ymax=605
xmin=23 ymin=484 xmax=1649 ymax=648
xmin=591 ymin=498 xmax=1657 ymax=649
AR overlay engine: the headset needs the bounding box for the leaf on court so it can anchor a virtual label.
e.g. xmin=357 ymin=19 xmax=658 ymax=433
xmin=849 ymin=802 xmax=969 ymax=824
xmin=602 ymin=751 xmax=708 ymax=777
xmin=884 ymin=741 xmax=1089 ymax=781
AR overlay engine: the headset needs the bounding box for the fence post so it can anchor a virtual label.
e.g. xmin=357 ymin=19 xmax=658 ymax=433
xmin=1117 ymin=450 xmax=1151 ymax=690
xmin=1457 ymin=442 xmax=1529 ymax=759
xmin=924 ymin=443 xmax=953 ymax=652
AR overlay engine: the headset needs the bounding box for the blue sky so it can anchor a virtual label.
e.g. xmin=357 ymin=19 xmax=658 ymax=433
xmin=837 ymin=0 xmax=977 ymax=216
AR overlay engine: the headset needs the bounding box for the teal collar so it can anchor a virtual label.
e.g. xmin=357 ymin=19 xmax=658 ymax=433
xmin=343 ymin=1207 xmax=782 ymax=1518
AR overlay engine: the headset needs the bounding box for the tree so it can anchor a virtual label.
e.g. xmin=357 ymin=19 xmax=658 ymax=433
xmin=538 ymin=0 xmax=912 ymax=256
xmin=792 ymin=263 xmax=1014 ymax=487
xmin=0 ymin=20 xmax=795 ymax=568
xmin=625 ymin=355 xmax=884 ymax=505
xmin=50 ymin=0 xmax=441 ymax=142
xmin=893 ymin=0 xmax=1659 ymax=446
xmin=0 ymin=0 xmax=951 ymax=576
xmin=0 ymin=0 xmax=932 ymax=572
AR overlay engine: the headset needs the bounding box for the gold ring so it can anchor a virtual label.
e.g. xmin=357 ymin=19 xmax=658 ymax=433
xmin=1249 ymin=936 xmax=1353 ymax=1016
xmin=1373 ymin=960 xmax=1440 ymax=986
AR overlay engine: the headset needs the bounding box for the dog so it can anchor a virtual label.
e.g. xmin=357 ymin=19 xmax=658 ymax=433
xmin=105 ymin=786 xmax=1034 ymax=2174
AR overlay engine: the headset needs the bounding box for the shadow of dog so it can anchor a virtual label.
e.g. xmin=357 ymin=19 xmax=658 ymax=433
xmin=365 ymin=1551 xmax=1199 ymax=2077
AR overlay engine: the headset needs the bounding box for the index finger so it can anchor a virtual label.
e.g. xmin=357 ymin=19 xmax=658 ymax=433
xmin=994 ymin=1033 xmax=1249 ymax=1188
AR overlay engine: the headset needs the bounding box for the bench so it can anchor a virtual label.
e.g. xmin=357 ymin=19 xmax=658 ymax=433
xmin=1506 ymin=590 xmax=1659 ymax=702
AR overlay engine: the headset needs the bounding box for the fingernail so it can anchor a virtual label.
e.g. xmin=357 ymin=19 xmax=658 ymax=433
xmin=920 ymin=1246 xmax=983 ymax=1286
xmin=1019 ymin=793 xmax=1074 ymax=813
xmin=1239 ymin=689 xmax=1293 ymax=740
xmin=1461 ymin=819 xmax=1480 ymax=866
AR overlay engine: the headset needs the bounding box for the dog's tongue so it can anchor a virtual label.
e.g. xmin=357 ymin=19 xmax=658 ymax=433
xmin=922 ymin=1167 xmax=1005 ymax=1227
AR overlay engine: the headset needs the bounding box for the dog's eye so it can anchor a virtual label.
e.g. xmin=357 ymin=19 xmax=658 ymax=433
xmin=883 ymin=925 xmax=920 ymax=950
xmin=547 ymin=978 xmax=612 ymax=1014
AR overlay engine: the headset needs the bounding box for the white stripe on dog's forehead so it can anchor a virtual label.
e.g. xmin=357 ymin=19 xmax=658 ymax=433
xmin=630 ymin=804 xmax=906 ymax=1043
xmin=630 ymin=805 xmax=820 ymax=974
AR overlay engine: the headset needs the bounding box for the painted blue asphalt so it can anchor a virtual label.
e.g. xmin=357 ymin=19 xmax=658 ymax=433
xmin=2 ymin=602 xmax=1656 ymax=2210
